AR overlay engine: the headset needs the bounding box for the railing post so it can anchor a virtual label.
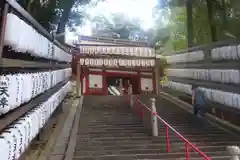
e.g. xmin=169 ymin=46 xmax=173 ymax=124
xmin=227 ymin=146 xmax=240 ymax=160
xmin=151 ymin=98 xmax=158 ymax=136
xmin=166 ymin=125 xmax=170 ymax=152
xmin=185 ymin=143 xmax=190 ymax=160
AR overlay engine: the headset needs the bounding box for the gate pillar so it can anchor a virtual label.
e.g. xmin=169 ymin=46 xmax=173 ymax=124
xmin=76 ymin=62 xmax=81 ymax=97
xmin=154 ymin=59 xmax=160 ymax=95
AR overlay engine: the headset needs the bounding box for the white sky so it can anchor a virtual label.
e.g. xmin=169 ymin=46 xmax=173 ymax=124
xmin=66 ymin=0 xmax=158 ymax=42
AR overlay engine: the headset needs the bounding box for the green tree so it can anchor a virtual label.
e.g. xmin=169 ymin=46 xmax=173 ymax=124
xmin=154 ymin=0 xmax=240 ymax=54
xmin=91 ymin=12 xmax=148 ymax=41
xmin=18 ymin=0 xmax=61 ymax=31
xmin=18 ymin=0 xmax=102 ymax=41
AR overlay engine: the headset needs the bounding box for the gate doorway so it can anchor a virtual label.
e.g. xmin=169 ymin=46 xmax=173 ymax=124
xmin=106 ymin=73 xmax=140 ymax=95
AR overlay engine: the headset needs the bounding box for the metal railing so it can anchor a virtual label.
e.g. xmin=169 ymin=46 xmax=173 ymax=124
xmin=131 ymin=96 xmax=211 ymax=160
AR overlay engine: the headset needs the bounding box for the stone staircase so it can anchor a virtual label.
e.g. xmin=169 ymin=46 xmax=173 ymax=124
xmin=72 ymin=96 xmax=239 ymax=160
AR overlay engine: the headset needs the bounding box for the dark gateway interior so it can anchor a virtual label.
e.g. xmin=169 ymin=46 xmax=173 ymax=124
xmin=106 ymin=75 xmax=140 ymax=95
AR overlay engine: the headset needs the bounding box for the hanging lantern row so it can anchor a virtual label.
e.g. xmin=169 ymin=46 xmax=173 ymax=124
xmin=79 ymin=46 xmax=155 ymax=57
xmin=79 ymin=58 xmax=155 ymax=67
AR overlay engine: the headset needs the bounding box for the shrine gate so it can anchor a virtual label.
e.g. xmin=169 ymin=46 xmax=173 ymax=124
xmin=72 ymin=36 xmax=157 ymax=95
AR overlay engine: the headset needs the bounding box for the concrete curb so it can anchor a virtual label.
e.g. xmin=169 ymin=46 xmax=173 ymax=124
xmin=44 ymin=96 xmax=83 ymax=160
xmin=63 ymin=96 xmax=84 ymax=160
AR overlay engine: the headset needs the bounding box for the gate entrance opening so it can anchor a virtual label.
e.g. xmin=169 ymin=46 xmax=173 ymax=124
xmin=106 ymin=75 xmax=140 ymax=95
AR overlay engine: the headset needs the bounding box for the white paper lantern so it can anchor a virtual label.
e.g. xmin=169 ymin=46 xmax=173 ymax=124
xmin=0 ymin=75 xmax=11 ymax=114
xmin=9 ymin=127 xmax=21 ymax=159
xmin=1 ymin=131 xmax=15 ymax=159
xmin=14 ymin=120 xmax=27 ymax=153
xmin=0 ymin=138 xmax=10 ymax=160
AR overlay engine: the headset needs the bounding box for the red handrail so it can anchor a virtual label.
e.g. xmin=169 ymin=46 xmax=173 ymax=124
xmin=135 ymin=97 xmax=211 ymax=160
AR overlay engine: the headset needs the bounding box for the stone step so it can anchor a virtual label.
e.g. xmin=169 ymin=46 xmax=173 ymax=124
xmin=79 ymin=126 xmax=144 ymax=129
xmin=77 ymin=135 xmax=237 ymax=143
xmin=78 ymin=144 xmax=225 ymax=151
xmin=79 ymin=130 xmax=231 ymax=137
xmin=74 ymin=96 xmax=237 ymax=160
xmin=73 ymin=156 xmax=232 ymax=160
xmin=79 ymin=133 xmax=147 ymax=138
xmin=74 ymin=145 xmax=227 ymax=156
xmin=76 ymin=139 xmax=240 ymax=149
xmin=74 ymin=143 xmax=231 ymax=154
xmin=73 ymin=150 xmax=229 ymax=159
xmin=80 ymin=122 xmax=143 ymax=125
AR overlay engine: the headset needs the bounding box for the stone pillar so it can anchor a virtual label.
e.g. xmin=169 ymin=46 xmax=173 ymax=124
xmin=151 ymin=98 xmax=158 ymax=136
xmin=128 ymin=84 xmax=132 ymax=95
xmin=154 ymin=59 xmax=160 ymax=95
xmin=119 ymin=79 xmax=123 ymax=96
xmin=227 ymin=146 xmax=240 ymax=160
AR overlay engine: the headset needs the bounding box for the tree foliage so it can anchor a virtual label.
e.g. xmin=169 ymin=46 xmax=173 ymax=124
xmin=155 ymin=0 xmax=240 ymax=55
xmin=18 ymin=0 xmax=62 ymax=31
xmin=17 ymin=0 xmax=98 ymax=40
xmin=91 ymin=12 xmax=149 ymax=41
xmin=17 ymin=0 xmax=240 ymax=51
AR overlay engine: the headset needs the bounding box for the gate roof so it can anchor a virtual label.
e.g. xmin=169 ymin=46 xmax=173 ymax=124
xmin=77 ymin=35 xmax=149 ymax=47
xmin=72 ymin=35 xmax=156 ymax=59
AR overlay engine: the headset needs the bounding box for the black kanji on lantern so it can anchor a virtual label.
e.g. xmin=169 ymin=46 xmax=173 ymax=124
xmin=0 ymin=86 xmax=9 ymax=97
xmin=0 ymin=97 xmax=8 ymax=108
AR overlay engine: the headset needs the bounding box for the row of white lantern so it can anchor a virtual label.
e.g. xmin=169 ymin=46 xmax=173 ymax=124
xmin=167 ymin=69 xmax=240 ymax=84
xmin=0 ymin=82 xmax=72 ymax=160
xmin=53 ymin=46 xmax=72 ymax=62
xmin=211 ymin=45 xmax=240 ymax=60
xmin=163 ymin=81 xmax=192 ymax=95
xmin=164 ymin=81 xmax=240 ymax=109
xmin=80 ymin=46 xmax=155 ymax=57
xmin=79 ymin=58 xmax=155 ymax=67
xmin=166 ymin=50 xmax=204 ymax=64
xmin=166 ymin=45 xmax=240 ymax=63
xmin=4 ymin=13 xmax=72 ymax=62
xmin=0 ymin=68 xmax=72 ymax=115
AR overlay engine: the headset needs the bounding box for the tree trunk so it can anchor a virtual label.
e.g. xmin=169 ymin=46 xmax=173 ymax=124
xmin=221 ymin=0 xmax=228 ymax=36
xmin=56 ymin=0 xmax=75 ymax=42
xmin=27 ymin=0 xmax=34 ymax=12
xmin=221 ymin=0 xmax=227 ymax=24
xmin=206 ymin=0 xmax=217 ymax=42
xmin=186 ymin=0 xmax=194 ymax=47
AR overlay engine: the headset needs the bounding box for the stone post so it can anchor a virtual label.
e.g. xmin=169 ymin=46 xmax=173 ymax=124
xmin=151 ymin=98 xmax=158 ymax=136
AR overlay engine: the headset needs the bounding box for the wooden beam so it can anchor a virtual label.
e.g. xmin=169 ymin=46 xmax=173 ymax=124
xmin=168 ymin=61 xmax=240 ymax=69
xmin=168 ymin=77 xmax=240 ymax=95
xmin=76 ymin=54 xmax=155 ymax=59
xmin=82 ymin=66 xmax=153 ymax=72
xmin=2 ymin=58 xmax=70 ymax=68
